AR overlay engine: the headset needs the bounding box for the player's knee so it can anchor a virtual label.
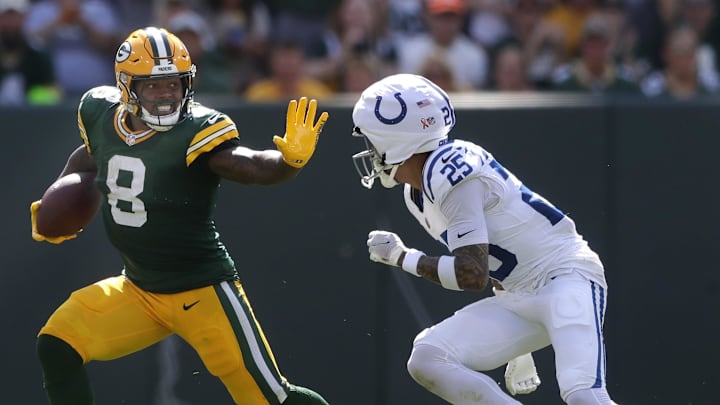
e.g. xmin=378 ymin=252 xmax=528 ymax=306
xmin=565 ymin=387 xmax=613 ymax=405
xmin=192 ymin=328 xmax=243 ymax=377
xmin=406 ymin=344 xmax=454 ymax=387
xmin=204 ymin=353 xmax=242 ymax=377
xmin=557 ymin=363 xmax=607 ymax=401
xmin=37 ymin=334 xmax=81 ymax=365
xmin=37 ymin=334 xmax=83 ymax=380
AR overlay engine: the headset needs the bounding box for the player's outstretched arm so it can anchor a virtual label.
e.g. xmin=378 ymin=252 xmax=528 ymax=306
xmin=366 ymin=230 xmax=490 ymax=291
xmin=209 ymin=97 xmax=329 ymax=185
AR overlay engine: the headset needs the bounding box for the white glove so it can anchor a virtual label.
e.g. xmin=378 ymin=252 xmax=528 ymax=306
xmin=505 ymin=353 xmax=541 ymax=395
xmin=367 ymin=230 xmax=407 ymax=267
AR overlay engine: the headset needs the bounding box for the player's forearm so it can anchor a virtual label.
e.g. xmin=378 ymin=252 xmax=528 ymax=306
xmin=250 ymin=150 xmax=301 ymax=185
xmin=405 ymin=245 xmax=490 ymax=291
xmin=209 ymin=147 xmax=299 ymax=185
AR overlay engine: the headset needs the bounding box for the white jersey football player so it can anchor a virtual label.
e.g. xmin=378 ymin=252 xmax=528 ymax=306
xmin=351 ymin=74 xmax=614 ymax=404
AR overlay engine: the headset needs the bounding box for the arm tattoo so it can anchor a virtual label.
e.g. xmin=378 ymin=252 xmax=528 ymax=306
xmin=416 ymin=244 xmax=489 ymax=292
xmin=454 ymin=244 xmax=489 ymax=291
xmin=416 ymin=256 xmax=442 ymax=285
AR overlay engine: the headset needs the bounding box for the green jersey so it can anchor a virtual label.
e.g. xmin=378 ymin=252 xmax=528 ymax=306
xmin=78 ymin=86 xmax=241 ymax=293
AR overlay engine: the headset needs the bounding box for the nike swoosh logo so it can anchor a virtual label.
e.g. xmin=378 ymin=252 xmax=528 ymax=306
xmin=441 ymin=152 xmax=457 ymax=164
xmin=457 ymin=230 xmax=475 ymax=238
xmin=207 ymin=114 xmax=221 ymax=125
xmin=183 ymin=300 xmax=200 ymax=311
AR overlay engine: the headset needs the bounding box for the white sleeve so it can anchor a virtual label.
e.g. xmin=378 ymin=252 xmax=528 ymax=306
xmin=439 ymin=178 xmax=489 ymax=251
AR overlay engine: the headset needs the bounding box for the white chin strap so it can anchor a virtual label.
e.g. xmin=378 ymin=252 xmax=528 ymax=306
xmin=140 ymin=105 xmax=180 ymax=132
xmin=375 ymin=160 xmax=401 ymax=188
xmin=379 ymin=165 xmax=401 ymax=188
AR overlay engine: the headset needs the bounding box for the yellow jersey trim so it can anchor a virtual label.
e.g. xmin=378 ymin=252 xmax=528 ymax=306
xmin=77 ymin=103 xmax=91 ymax=153
xmin=186 ymin=121 xmax=239 ymax=166
xmin=113 ymin=106 xmax=158 ymax=146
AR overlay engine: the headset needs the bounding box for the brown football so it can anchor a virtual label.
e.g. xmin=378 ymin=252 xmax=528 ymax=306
xmin=36 ymin=171 xmax=103 ymax=237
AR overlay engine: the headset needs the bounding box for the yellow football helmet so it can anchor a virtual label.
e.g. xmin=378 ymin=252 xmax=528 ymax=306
xmin=114 ymin=27 xmax=196 ymax=131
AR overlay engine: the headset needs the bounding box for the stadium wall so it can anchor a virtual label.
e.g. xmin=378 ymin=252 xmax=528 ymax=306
xmin=1 ymin=95 xmax=717 ymax=404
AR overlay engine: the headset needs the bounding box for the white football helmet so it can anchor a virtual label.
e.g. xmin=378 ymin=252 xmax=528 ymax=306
xmin=352 ymin=74 xmax=455 ymax=189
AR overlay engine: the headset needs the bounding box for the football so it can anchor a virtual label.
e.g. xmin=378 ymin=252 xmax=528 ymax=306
xmin=36 ymin=171 xmax=103 ymax=237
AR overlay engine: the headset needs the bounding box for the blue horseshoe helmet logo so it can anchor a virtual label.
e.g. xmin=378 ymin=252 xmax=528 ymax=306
xmin=374 ymin=92 xmax=407 ymax=125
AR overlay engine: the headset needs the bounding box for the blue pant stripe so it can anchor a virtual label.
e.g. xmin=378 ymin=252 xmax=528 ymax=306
xmin=591 ymin=281 xmax=605 ymax=388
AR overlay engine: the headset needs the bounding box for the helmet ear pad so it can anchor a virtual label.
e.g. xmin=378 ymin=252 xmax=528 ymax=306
xmin=116 ymin=72 xmax=141 ymax=116
xmin=352 ymin=73 xmax=456 ymax=165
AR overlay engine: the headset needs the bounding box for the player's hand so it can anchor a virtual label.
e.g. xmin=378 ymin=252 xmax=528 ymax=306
xmin=273 ymin=97 xmax=329 ymax=168
xmin=30 ymin=200 xmax=78 ymax=244
xmin=505 ymin=353 xmax=541 ymax=395
xmin=367 ymin=230 xmax=407 ymax=267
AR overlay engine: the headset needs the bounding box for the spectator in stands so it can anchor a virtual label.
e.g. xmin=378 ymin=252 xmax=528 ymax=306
xmin=267 ymin=0 xmax=342 ymax=59
xmin=244 ymin=39 xmax=332 ymax=102
xmin=466 ymin=0 xmax=514 ymax=51
xmin=153 ymin=0 xmax=194 ymax=29
xmin=679 ymin=0 xmax=719 ymax=78
xmin=337 ymin=52 xmax=381 ymax=93
xmin=208 ymin=0 xmax=272 ymax=93
xmin=505 ymin=0 xmax=559 ymax=88
xmin=396 ymin=0 xmax=490 ymax=89
xmin=210 ymin=0 xmax=251 ymax=56
xmin=167 ymin=10 xmax=234 ymax=94
xmin=491 ymin=42 xmax=535 ymax=91
xmin=602 ymin=0 xmax=644 ymax=80
xmin=154 ymin=0 xmax=215 ymax=51
xmin=539 ymin=0 xmax=600 ymax=62
xmin=0 ymin=0 xmax=60 ymax=105
xmin=23 ymin=0 xmax=120 ymax=97
xmin=340 ymin=0 xmax=400 ymax=75
xmin=641 ymin=24 xmax=720 ymax=99
xmin=113 ymin=0 xmax=153 ymax=32
xmin=380 ymin=0 xmax=426 ymax=42
xmin=418 ymin=51 xmax=463 ymax=91
xmin=550 ymin=12 xmax=640 ymax=94
xmin=303 ymin=0 xmax=382 ymax=88
xmin=623 ymin=0 xmax=668 ymax=72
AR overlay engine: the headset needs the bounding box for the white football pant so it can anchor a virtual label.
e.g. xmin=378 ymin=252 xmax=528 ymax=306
xmin=406 ymin=270 xmax=612 ymax=404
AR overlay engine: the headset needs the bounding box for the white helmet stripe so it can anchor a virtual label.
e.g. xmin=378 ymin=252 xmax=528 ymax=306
xmin=144 ymin=27 xmax=171 ymax=66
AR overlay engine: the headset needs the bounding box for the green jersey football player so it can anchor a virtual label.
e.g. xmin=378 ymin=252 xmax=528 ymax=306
xmin=31 ymin=26 xmax=330 ymax=405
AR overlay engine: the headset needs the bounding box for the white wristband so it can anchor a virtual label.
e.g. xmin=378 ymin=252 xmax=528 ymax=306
xmin=438 ymin=256 xmax=462 ymax=290
xmin=401 ymin=249 xmax=424 ymax=276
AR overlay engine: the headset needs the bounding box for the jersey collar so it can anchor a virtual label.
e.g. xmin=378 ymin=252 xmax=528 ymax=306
xmin=114 ymin=106 xmax=158 ymax=146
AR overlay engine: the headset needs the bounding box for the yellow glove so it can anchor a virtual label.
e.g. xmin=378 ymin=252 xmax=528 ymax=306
xmin=273 ymin=97 xmax=329 ymax=168
xmin=30 ymin=200 xmax=78 ymax=244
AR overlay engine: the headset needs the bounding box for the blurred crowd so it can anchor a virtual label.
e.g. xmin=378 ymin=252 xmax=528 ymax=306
xmin=2 ymin=0 xmax=720 ymax=105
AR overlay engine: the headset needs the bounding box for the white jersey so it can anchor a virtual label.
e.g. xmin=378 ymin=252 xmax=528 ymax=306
xmin=403 ymin=139 xmax=606 ymax=293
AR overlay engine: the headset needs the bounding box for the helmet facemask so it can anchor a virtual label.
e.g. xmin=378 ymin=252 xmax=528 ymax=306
xmin=352 ymin=127 xmax=403 ymax=189
xmin=122 ymin=66 xmax=195 ymax=131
